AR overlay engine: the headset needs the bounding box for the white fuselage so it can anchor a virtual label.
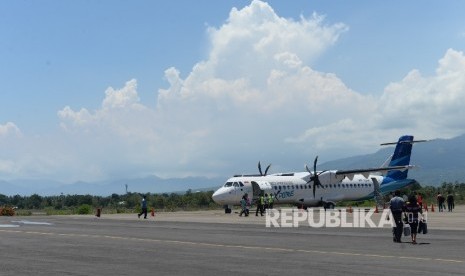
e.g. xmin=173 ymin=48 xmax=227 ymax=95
xmin=212 ymin=171 xmax=383 ymax=207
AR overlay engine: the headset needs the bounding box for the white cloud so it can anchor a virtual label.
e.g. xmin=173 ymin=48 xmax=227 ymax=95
xmin=0 ymin=122 xmax=21 ymax=138
xmin=377 ymin=48 xmax=465 ymax=138
xmin=3 ymin=1 xmax=465 ymax=182
xmin=287 ymin=49 xmax=465 ymax=155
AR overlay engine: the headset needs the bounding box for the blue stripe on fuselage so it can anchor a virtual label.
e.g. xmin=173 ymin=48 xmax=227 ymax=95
xmin=354 ymin=178 xmax=416 ymax=201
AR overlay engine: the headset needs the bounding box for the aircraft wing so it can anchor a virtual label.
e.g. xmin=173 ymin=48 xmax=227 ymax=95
xmin=334 ymin=165 xmax=414 ymax=179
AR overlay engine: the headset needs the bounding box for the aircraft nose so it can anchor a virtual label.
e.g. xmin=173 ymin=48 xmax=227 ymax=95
xmin=212 ymin=189 xmax=225 ymax=204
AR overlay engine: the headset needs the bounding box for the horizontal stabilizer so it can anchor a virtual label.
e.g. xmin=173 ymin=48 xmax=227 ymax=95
xmin=380 ymin=139 xmax=428 ymax=146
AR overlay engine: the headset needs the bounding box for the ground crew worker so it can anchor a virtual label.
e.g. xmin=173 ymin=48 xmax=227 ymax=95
xmin=268 ymin=193 xmax=274 ymax=209
xmin=264 ymin=193 xmax=269 ymax=210
xmin=255 ymin=193 xmax=264 ymax=216
xmin=389 ymin=190 xmax=405 ymax=243
xmin=245 ymin=194 xmax=251 ymax=216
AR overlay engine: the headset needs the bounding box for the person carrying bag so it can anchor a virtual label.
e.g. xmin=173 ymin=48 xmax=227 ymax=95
xmin=418 ymin=219 xmax=428 ymax=234
xmin=404 ymin=194 xmax=423 ymax=244
xmin=403 ymin=223 xmax=411 ymax=237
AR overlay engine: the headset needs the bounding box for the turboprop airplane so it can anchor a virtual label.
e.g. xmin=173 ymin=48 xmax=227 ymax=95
xmin=212 ymin=135 xmax=425 ymax=213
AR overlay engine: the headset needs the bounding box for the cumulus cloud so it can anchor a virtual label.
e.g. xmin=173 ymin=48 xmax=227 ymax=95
xmin=0 ymin=122 xmax=21 ymax=138
xmin=377 ymin=49 xmax=465 ymax=138
xmin=3 ymin=1 xmax=465 ymax=182
xmin=0 ymin=122 xmax=20 ymax=172
xmin=51 ymin=2 xmax=465 ymax=179
xmin=50 ymin=0 xmax=353 ymax=180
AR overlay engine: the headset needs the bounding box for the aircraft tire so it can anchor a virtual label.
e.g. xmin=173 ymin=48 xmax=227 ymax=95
xmin=325 ymin=202 xmax=335 ymax=209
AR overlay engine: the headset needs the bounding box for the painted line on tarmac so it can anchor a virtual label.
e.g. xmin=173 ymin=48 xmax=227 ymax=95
xmin=11 ymin=220 xmax=53 ymax=225
xmin=0 ymin=229 xmax=463 ymax=264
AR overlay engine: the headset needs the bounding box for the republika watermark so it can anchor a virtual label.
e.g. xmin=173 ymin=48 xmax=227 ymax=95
xmin=266 ymin=208 xmax=428 ymax=228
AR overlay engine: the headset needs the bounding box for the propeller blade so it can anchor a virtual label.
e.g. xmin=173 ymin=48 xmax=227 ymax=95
xmin=313 ymin=156 xmax=318 ymax=174
xmin=314 ymin=156 xmax=319 ymax=198
xmin=305 ymin=164 xmax=311 ymax=174
xmin=264 ymin=164 xmax=271 ymax=176
xmin=258 ymin=161 xmax=263 ymax=176
xmin=306 ymin=157 xmax=322 ymax=198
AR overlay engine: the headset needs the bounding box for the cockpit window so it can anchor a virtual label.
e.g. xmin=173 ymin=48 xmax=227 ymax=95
xmin=224 ymin=182 xmax=233 ymax=187
xmin=239 ymin=182 xmax=244 ymax=187
xmin=233 ymin=182 xmax=239 ymax=187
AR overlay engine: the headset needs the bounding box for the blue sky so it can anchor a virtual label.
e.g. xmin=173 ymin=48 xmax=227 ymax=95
xmin=1 ymin=0 xmax=465 ymax=183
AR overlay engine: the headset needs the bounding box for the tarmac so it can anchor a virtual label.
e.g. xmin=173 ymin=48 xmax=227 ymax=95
xmin=0 ymin=205 xmax=464 ymax=275
xmin=90 ymin=204 xmax=464 ymax=230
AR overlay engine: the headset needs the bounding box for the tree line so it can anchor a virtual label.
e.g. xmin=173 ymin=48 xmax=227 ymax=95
xmin=1 ymin=182 xmax=464 ymax=215
xmin=402 ymin=181 xmax=465 ymax=204
xmin=0 ymin=190 xmax=217 ymax=215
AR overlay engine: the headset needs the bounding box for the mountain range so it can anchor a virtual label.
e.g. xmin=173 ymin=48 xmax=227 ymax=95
xmin=1 ymin=134 xmax=465 ymax=196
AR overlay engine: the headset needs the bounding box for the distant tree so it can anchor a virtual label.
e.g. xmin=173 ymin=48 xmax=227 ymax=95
xmin=26 ymin=194 xmax=43 ymax=209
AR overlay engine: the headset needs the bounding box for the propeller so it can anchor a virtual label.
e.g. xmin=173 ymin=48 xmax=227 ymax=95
xmin=258 ymin=161 xmax=271 ymax=176
xmin=305 ymin=156 xmax=326 ymax=198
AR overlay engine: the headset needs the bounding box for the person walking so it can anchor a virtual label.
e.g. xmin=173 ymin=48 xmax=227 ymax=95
xmin=239 ymin=195 xmax=248 ymax=217
xmin=437 ymin=192 xmax=445 ymax=212
xmin=255 ymin=193 xmax=264 ymax=216
xmin=416 ymin=192 xmax=423 ymax=210
xmin=447 ymin=192 xmax=455 ymax=212
xmin=389 ymin=190 xmax=405 ymax=243
xmin=138 ymin=195 xmax=148 ymax=219
xmin=404 ymin=195 xmax=423 ymax=244
xmin=245 ymin=194 xmax=251 ymax=216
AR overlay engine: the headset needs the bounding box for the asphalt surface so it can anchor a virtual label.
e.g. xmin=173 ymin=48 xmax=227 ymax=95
xmin=1 ymin=207 xmax=464 ymax=276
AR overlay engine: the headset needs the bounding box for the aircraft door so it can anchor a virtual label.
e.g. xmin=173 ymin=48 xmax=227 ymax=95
xmin=251 ymin=181 xmax=272 ymax=200
xmin=251 ymin=181 xmax=261 ymax=199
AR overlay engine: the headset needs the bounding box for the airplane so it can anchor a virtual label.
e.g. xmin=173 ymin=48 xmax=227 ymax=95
xmin=212 ymin=135 xmax=426 ymax=213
